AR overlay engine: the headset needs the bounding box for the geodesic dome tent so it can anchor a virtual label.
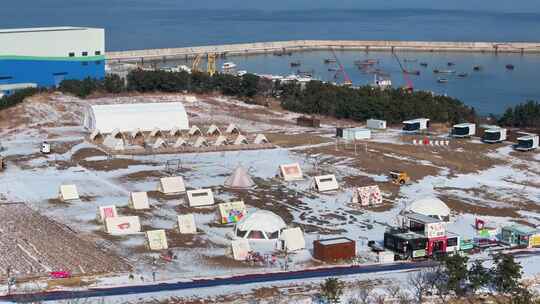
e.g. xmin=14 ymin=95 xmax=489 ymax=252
xmin=404 ymin=197 xmax=451 ymax=221
xmin=234 ymin=210 xmax=286 ymax=240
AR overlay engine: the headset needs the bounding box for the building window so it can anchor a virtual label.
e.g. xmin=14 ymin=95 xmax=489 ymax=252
xmin=82 ymin=51 xmax=88 ymax=57
xmin=68 ymin=52 xmax=75 ymax=57
xmin=95 ymin=51 xmax=101 ymax=56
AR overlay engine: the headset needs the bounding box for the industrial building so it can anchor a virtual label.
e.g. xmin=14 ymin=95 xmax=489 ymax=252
xmin=0 ymin=27 xmax=105 ymax=90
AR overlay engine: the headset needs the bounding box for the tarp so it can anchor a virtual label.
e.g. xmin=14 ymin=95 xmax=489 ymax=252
xmin=178 ymin=214 xmax=197 ymax=234
xmin=59 ymin=184 xmax=79 ymax=202
xmin=224 ymin=166 xmax=255 ymax=189
xmin=225 ymin=123 xmax=240 ymax=134
xmin=253 ymin=134 xmax=270 ymax=144
xmin=84 ymin=102 xmax=189 ymax=133
xmin=188 ymin=125 xmax=202 ymax=137
xmin=193 ymin=136 xmax=209 ymax=148
xmin=158 ymin=176 xmax=186 ymax=194
xmin=103 ymin=135 xmax=125 ymax=151
xmin=105 ymin=216 xmax=141 ymax=235
xmin=280 ymin=227 xmax=306 ymax=251
xmin=218 ymin=201 xmax=247 ymax=224
xmin=279 ymin=163 xmax=303 ymax=181
xmin=313 ymin=174 xmax=339 ymax=192
xmin=352 ymin=185 xmax=382 ymax=206
xmin=206 ymin=124 xmax=221 ymax=136
xmin=146 ymin=230 xmax=168 ymax=250
xmin=187 ymin=189 xmax=215 ymax=207
xmin=233 ymin=135 xmax=249 ymax=145
xmin=128 ymin=192 xmax=150 ymax=210
xmin=98 ymin=205 xmax=118 ymax=222
xmin=231 ymin=239 xmax=251 ymax=261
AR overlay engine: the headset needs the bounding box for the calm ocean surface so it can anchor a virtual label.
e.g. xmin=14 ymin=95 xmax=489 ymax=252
xmin=1 ymin=3 xmax=539 ymax=114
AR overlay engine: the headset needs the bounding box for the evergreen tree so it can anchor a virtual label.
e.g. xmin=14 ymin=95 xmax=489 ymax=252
xmin=468 ymin=260 xmax=491 ymax=294
xmin=320 ymin=277 xmax=345 ymax=304
xmin=492 ymin=253 xmax=523 ymax=294
xmin=442 ymin=254 xmax=469 ymax=296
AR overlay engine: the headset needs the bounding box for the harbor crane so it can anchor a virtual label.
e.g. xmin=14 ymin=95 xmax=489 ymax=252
xmin=330 ymin=48 xmax=353 ymax=86
xmin=392 ymin=53 xmax=414 ymax=92
xmin=192 ymin=53 xmax=217 ymax=76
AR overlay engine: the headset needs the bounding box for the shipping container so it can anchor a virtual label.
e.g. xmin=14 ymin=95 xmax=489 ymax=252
xmin=313 ymin=237 xmax=356 ymax=262
xmin=366 ymin=119 xmax=387 ymax=130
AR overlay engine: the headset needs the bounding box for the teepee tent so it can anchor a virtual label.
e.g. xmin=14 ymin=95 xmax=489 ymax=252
xmin=146 ymin=230 xmax=168 ymax=250
xmin=214 ymin=135 xmax=229 ymax=146
xmin=173 ymin=137 xmax=188 ymax=148
xmin=103 ymin=135 xmax=125 ymax=151
xmin=224 ymin=166 xmax=255 ymax=189
xmin=158 ymin=176 xmax=186 ymax=194
xmin=233 ymin=135 xmax=249 ymax=145
xmin=98 ymin=205 xmax=118 ymax=223
xmin=177 ymin=214 xmax=197 ymax=234
xmin=253 ymin=134 xmax=270 ymax=144
xmin=128 ymin=192 xmax=150 ymax=210
xmin=279 ymin=163 xmax=303 ymax=181
xmin=59 ymin=184 xmax=80 ymax=202
xmin=225 ymin=123 xmax=240 ymax=135
xmin=187 ymin=189 xmax=215 ymax=207
xmin=188 ymin=125 xmax=202 ymax=137
xmin=193 ymin=136 xmax=209 ymax=148
xmin=206 ymin=124 xmax=221 ymax=136
xmin=313 ymin=174 xmax=339 ymax=192
xmin=279 ymin=227 xmax=306 ymax=251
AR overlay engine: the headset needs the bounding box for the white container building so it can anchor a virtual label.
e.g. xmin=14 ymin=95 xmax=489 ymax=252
xmin=452 ymin=123 xmax=476 ymax=138
xmin=402 ymin=118 xmax=430 ymax=132
xmin=482 ymin=127 xmax=507 ymax=143
xmin=366 ymin=119 xmax=387 ymax=130
xmin=514 ymin=134 xmax=539 ymax=151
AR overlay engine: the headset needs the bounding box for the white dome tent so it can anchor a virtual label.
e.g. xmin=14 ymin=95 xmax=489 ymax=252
xmin=234 ymin=210 xmax=286 ymax=240
xmin=405 ymin=197 xmax=451 ymax=221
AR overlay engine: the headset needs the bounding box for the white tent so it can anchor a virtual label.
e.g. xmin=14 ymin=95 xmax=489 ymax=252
xmin=279 ymin=163 xmax=303 ymax=181
xmin=352 ymin=185 xmax=382 ymax=206
xmin=405 ymin=197 xmax=451 ymax=220
xmin=279 ymin=227 xmax=306 ymax=251
xmin=187 ymin=189 xmax=215 ymax=207
xmin=170 ymin=126 xmax=182 ymax=137
xmin=313 ymin=174 xmax=339 ymax=192
xmin=206 ymin=124 xmax=221 ymax=136
xmin=231 ymin=239 xmax=251 ymax=261
xmin=177 ymin=214 xmax=197 ymax=234
xmin=131 ymin=129 xmax=143 ymax=139
xmin=90 ymin=130 xmax=102 ymax=141
xmin=151 ymin=137 xmax=167 ymax=149
xmin=84 ymin=102 xmax=189 ymax=134
xmin=158 ymin=176 xmax=186 ymax=194
xmin=149 ymin=128 xmax=163 ymax=138
xmin=214 ymin=135 xmax=229 ymax=146
xmin=224 ymin=166 xmax=255 ymax=189
xmin=59 ymin=184 xmax=79 ymax=202
xmin=233 ymin=135 xmax=249 ymax=145
xmin=218 ymin=201 xmax=247 ymax=224
xmin=253 ymin=134 xmax=270 ymax=144
xmin=111 ymin=128 xmax=124 ymax=139
xmin=188 ymin=125 xmax=202 ymax=137
xmin=225 ymin=123 xmax=240 ymax=135
xmin=103 ymin=135 xmax=125 ymax=151
xmin=193 ymin=136 xmax=209 ymax=148
xmin=234 ymin=210 xmax=286 ymax=240
xmin=128 ymin=192 xmax=150 ymax=210
xmin=173 ymin=137 xmax=188 ymax=148
xmin=98 ymin=205 xmax=118 ymax=223
xmin=146 ymin=230 xmax=168 ymax=250
xmin=105 ymin=216 xmax=141 ymax=235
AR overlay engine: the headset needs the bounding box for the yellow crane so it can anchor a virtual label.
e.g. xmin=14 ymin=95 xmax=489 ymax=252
xmin=191 ymin=54 xmax=203 ymax=72
xmin=191 ymin=53 xmax=217 ymax=76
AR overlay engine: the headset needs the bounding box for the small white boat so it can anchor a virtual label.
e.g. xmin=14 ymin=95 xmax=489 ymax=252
xmin=222 ymin=62 xmax=237 ymax=70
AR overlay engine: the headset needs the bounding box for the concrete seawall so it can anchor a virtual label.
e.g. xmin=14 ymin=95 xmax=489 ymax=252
xmin=106 ymin=40 xmax=540 ymax=62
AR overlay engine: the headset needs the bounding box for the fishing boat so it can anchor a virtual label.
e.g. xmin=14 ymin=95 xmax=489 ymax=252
xmin=222 ymin=62 xmax=237 ymax=70
xmin=473 ymin=65 xmax=482 ymax=71
xmin=447 ymin=62 xmax=455 ymax=66
xmin=505 ymin=64 xmax=515 ymax=70
xmin=433 ymin=69 xmax=456 ymax=74
xmin=290 ymin=61 xmax=301 ymax=67
xmin=420 ymin=62 xmax=428 ymax=67
xmin=324 ymin=58 xmax=337 ymax=64
xmin=457 ymin=73 xmax=468 ymax=78
xmin=405 ymin=70 xmax=421 ymax=76
xmin=437 ymin=77 xmax=449 ymax=83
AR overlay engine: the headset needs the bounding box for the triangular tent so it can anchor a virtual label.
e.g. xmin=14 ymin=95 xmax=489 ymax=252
xmin=103 ymin=135 xmax=125 ymax=151
xmin=151 ymin=137 xmax=167 ymax=149
xmin=170 ymin=126 xmax=182 ymax=138
xmin=59 ymin=184 xmax=79 ymax=202
xmin=111 ymin=128 xmax=123 ymax=139
xmin=173 ymin=137 xmax=188 ymax=148
xmin=224 ymin=166 xmax=255 ymax=189
xmin=146 ymin=230 xmax=168 ymax=250
xmin=193 ymin=136 xmax=209 ymax=148
xmin=149 ymin=128 xmax=163 ymax=138
xmin=231 ymin=239 xmax=251 ymax=261
xmin=131 ymin=129 xmax=143 ymax=139
xmin=279 ymin=163 xmax=303 ymax=181
xmin=98 ymin=205 xmax=118 ymax=223
xmin=218 ymin=201 xmax=247 ymax=224
xmin=158 ymin=176 xmax=186 ymax=194
xmin=352 ymin=185 xmax=382 ymax=206
xmin=90 ymin=130 xmax=102 ymax=141
xmin=313 ymin=174 xmax=339 ymax=192
xmin=225 ymin=124 xmax=240 ymax=135
xmin=188 ymin=125 xmax=202 ymax=137
xmin=187 ymin=189 xmax=215 ymax=207
xmin=214 ymin=135 xmax=229 ymax=146
xmin=105 ymin=216 xmax=141 ymax=235
xmin=178 ymin=214 xmax=197 ymax=234
xmin=128 ymin=192 xmax=150 ymax=210
xmin=206 ymin=124 xmax=221 ymax=136
xmin=253 ymin=134 xmax=270 ymax=144
xmin=280 ymin=227 xmax=306 ymax=251
xmin=233 ymin=135 xmax=249 ymax=145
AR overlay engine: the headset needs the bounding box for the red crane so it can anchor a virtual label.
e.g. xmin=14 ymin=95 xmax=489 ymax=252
xmin=393 ymin=52 xmax=414 ymax=92
xmin=330 ymin=48 xmax=353 ymax=86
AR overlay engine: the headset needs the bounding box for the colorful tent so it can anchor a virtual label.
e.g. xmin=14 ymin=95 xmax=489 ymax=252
xmin=218 ymin=201 xmax=247 ymax=224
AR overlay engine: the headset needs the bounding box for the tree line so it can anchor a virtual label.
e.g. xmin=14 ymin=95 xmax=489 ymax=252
xmin=499 ymin=100 xmax=540 ymax=128
xmin=0 ymin=88 xmax=42 ymax=111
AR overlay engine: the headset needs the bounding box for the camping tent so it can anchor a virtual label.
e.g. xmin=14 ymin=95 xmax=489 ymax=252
xmin=224 ymin=166 xmax=255 ymax=189
xmin=206 ymin=124 xmax=221 ymax=136
xmin=225 ymin=124 xmax=240 ymax=135
xmin=193 ymin=136 xmax=209 ymax=148
xmin=84 ymin=102 xmax=189 ymax=134
xmin=90 ymin=130 xmax=102 ymax=141
xmin=149 ymin=128 xmax=163 ymax=138
xmin=279 ymin=163 xmax=303 ymax=181
xmin=313 ymin=174 xmax=339 ymax=192
xmin=98 ymin=205 xmax=118 ymax=223
xmin=405 ymin=197 xmax=451 ymax=221
xmin=234 ymin=210 xmax=286 ymax=240
xmin=253 ymin=134 xmax=270 ymax=144
xmin=177 ymin=214 xmax=197 ymax=234
xmin=214 ymin=135 xmax=229 ymax=146
xmin=105 ymin=216 xmax=141 ymax=235
xmin=128 ymin=192 xmax=150 ymax=210
xmin=188 ymin=125 xmax=202 ymax=137
xmin=231 ymin=239 xmax=251 ymax=261
xmin=103 ymin=135 xmax=125 ymax=151
xmin=170 ymin=126 xmax=182 ymax=137
xmin=218 ymin=201 xmax=247 ymax=224
xmin=279 ymin=227 xmax=306 ymax=251
xmin=158 ymin=176 xmax=186 ymax=194
xmin=59 ymin=184 xmax=79 ymax=202
xmin=173 ymin=137 xmax=188 ymax=148
xmin=352 ymin=185 xmax=382 ymax=206
xmin=233 ymin=135 xmax=249 ymax=145
xmin=131 ymin=128 xmax=143 ymax=139
xmin=151 ymin=137 xmax=167 ymax=149
xmin=146 ymin=230 xmax=168 ymax=250
xmin=110 ymin=128 xmax=123 ymax=139
xmin=187 ymin=189 xmax=215 ymax=207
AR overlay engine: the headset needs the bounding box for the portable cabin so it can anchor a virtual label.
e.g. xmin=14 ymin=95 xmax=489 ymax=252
xmin=366 ymin=119 xmax=387 ymax=130
xmin=452 ymin=123 xmax=476 ymax=138
xmin=500 ymin=224 xmax=538 ymax=247
xmin=482 ymin=127 xmax=507 ymax=143
xmin=313 ymin=174 xmax=339 ymax=192
xmin=146 ymin=230 xmax=168 ymax=250
xmin=59 ymin=184 xmax=80 ymax=202
xmin=158 ymin=176 xmax=186 ymax=195
xmin=514 ymin=135 xmax=539 ymax=151
xmin=105 ymin=216 xmax=141 ymax=235
xmin=128 ymin=192 xmax=150 ymax=210
xmin=404 ymin=212 xmax=447 ymax=238
xmin=383 ymin=229 xmax=427 ymax=260
xmin=279 ymin=227 xmax=306 ymax=252
xmin=98 ymin=205 xmax=118 ymax=223
xmin=402 ymin=118 xmax=430 ymax=133
xmin=313 ymin=237 xmax=356 ymax=262
xmin=177 ymin=214 xmax=197 ymax=234
xmin=187 ymin=189 xmax=215 ymax=207
xmin=337 ymin=127 xmax=371 ymax=141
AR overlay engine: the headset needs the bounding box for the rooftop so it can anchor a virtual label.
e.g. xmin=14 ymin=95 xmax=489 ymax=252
xmin=403 ymin=118 xmax=430 ymax=124
xmin=0 ymin=27 xmax=99 ymax=34
xmin=405 ymin=212 xmax=443 ymax=224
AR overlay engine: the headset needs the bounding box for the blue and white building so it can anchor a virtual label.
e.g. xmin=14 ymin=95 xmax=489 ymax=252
xmin=0 ymin=27 xmax=105 ymax=90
